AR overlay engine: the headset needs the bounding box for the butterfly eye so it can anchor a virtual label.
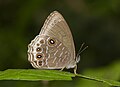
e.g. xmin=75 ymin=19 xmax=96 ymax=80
xmin=36 ymin=53 xmax=43 ymax=60
xmin=36 ymin=47 xmax=42 ymax=52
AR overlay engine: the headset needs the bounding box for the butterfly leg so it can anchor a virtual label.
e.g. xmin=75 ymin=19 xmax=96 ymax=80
xmin=60 ymin=67 xmax=65 ymax=71
xmin=74 ymin=65 xmax=77 ymax=75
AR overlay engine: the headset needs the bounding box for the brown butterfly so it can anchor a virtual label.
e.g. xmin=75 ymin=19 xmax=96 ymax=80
xmin=28 ymin=11 xmax=85 ymax=74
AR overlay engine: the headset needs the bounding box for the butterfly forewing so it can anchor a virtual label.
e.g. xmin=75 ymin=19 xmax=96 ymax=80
xmin=40 ymin=11 xmax=75 ymax=61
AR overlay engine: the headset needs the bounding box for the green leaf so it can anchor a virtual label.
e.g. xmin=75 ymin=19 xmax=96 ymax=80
xmin=0 ymin=69 xmax=75 ymax=81
xmin=0 ymin=69 xmax=120 ymax=86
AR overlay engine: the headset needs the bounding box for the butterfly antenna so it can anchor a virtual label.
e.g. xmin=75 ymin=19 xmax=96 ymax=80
xmin=76 ymin=43 xmax=88 ymax=58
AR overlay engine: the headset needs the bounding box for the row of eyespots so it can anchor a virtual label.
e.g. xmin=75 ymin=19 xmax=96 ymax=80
xmin=35 ymin=38 xmax=46 ymax=66
xmin=35 ymin=37 xmax=57 ymax=66
xmin=35 ymin=39 xmax=45 ymax=62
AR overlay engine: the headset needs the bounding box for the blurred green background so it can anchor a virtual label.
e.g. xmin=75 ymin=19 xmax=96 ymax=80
xmin=0 ymin=0 xmax=120 ymax=87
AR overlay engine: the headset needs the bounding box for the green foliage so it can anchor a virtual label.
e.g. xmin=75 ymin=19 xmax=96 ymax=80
xmin=76 ymin=74 xmax=120 ymax=87
xmin=0 ymin=69 xmax=75 ymax=81
xmin=0 ymin=69 xmax=120 ymax=86
xmin=77 ymin=60 xmax=120 ymax=87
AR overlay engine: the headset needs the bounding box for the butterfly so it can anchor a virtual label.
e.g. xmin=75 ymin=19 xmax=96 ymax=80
xmin=27 ymin=11 xmax=86 ymax=74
